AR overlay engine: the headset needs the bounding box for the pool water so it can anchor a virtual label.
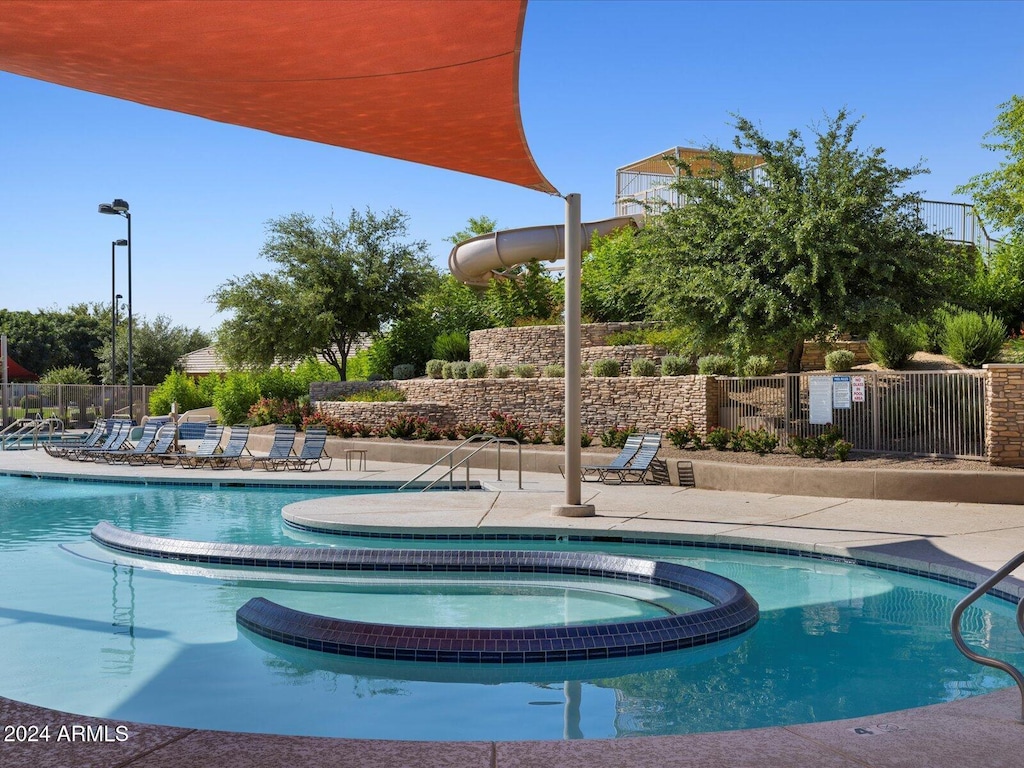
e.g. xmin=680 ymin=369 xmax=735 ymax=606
xmin=1 ymin=475 xmax=1021 ymax=741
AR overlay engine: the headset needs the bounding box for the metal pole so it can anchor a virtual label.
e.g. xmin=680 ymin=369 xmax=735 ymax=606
xmin=111 ymin=241 xmax=117 ymax=387
xmin=552 ymin=193 xmax=594 ymax=517
xmin=126 ymin=212 xmax=134 ymax=422
xmin=1 ymin=334 xmax=8 ymax=427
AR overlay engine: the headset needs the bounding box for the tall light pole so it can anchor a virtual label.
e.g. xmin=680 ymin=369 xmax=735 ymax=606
xmin=110 ymin=239 xmax=127 ymax=387
xmin=99 ymin=199 xmax=133 ymax=420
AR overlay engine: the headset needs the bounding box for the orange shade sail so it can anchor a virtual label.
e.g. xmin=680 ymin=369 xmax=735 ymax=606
xmin=0 ymin=0 xmax=556 ymax=193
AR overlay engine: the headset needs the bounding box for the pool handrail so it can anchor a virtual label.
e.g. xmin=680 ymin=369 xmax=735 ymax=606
xmin=399 ymin=433 xmax=521 ymax=491
xmin=1 ymin=416 xmax=64 ymax=451
xmin=950 ymin=550 xmax=1024 ymax=722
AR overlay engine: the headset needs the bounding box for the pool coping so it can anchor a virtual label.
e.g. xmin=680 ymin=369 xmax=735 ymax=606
xmin=3 ymin=449 xmax=1024 ymax=767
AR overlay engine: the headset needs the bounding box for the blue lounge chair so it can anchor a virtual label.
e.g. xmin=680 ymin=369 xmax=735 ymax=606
xmin=250 ymin=425 xmax=297 ymax=470
xmin=127 ymin=426 xmax=177 ymax=466
xmin=101 ymin=421 xmax=161 ymax=464
xmin=189 ymin=424 xmax=252 ymax=469
xmin=603 ymin=433 xmax=663 ymax=484
xmin=284 ymin=426 xmax=332 ymax=472
xmin=581 ymin=433 xmax=643 ymax=482
xmin=162 ymin=425 xmax=225 ymax=468
xmin=66 ymin=421 xmax=132 ymax=462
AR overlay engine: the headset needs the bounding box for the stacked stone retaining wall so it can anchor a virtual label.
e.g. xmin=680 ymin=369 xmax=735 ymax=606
xmin=469 ymin=322 xmax=652 ymax=369
xmin=312 ymin=376 xmax=718 ymax=435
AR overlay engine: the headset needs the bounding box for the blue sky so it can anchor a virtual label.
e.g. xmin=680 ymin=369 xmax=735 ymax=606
xmin=1 ymin=0 xmax=1021 ymax=333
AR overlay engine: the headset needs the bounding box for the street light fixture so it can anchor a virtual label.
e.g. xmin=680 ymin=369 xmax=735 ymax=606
xmin=110 ymin=240 xmax=127 ymax=387
xmin=99 ymin=199 xmax=133 ymax=420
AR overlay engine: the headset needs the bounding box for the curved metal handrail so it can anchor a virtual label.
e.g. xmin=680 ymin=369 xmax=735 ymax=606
xmin=0 ymin=416 xmax=63 ymax=450
xmin=950 ymin=551 xmax=1024 ymax=721
xmin=398 ymin=433 xmax=522 ymax=491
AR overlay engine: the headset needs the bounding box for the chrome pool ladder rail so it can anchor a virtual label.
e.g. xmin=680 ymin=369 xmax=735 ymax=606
xmin=950 ymin=550 xmax=1024 ymax=722
xmin=0 ymin=416 xmax=63 ymax=450
xmin=399 ymin=434 xmax=522 ymax=491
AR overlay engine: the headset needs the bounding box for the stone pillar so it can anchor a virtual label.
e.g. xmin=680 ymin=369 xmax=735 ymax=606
xmin=984 ymin=364 xmax=1024 ymax=466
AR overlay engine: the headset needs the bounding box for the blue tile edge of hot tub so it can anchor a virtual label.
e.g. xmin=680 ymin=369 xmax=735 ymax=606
xmin=90 ymin=521 xmax=760 ymax=664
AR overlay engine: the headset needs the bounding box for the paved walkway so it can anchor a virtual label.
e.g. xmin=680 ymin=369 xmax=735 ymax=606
xmin=2 ymin=448 xmax=1024 ymax=767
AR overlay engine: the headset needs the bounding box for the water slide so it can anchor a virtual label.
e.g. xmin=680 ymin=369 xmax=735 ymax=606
xmin=448 ymin=215 xmax=642 ymax=287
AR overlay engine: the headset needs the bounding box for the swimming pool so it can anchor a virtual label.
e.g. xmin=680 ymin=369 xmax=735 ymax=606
xmin=1 ymin=475 xmax=1020 ymax=741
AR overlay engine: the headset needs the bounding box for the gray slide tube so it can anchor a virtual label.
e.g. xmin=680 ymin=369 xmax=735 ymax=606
xmin=448 ymin=215 xmax=641 ymax=287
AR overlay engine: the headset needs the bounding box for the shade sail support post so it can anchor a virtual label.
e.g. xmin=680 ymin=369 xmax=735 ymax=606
xmin=552 ymin=192 xmax=595 ymax=517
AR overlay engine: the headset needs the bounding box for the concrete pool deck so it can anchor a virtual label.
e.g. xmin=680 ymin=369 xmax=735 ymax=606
xmin=2 ymin=447 xmax=1024 ymax=767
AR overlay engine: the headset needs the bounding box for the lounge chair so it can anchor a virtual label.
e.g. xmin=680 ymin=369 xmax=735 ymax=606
xmin=126 ymin=426 xmax=177 ymax=466
xmin=44 ymin=420 xmax=106 ymax=458
xmin=278 ymin=426 xmax=332 ymax=472
xmin=101 ymin=421 xmax=161 ymax=464
xmin=250 ymin=425 xmax=297 ymax=470
xmin=602 ymin=432 xmax=663 ymax=484
xmin=581 ymin=433 xmax=643 ymax=482
xmin=161 ymin=425 xmax=225 ymax=468
xmin=65 ymin=421 xmax=132 ymax=461
xmin=188 ymin=424 xmax=252 ymax=469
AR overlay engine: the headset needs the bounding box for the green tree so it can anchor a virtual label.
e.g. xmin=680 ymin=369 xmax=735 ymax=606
xmin=956 ymin=96 xmax=1024 ymax=234
xmin=0 ymin=305 xmax=107 ymax=377
xmin=581 ymin=228 xmax=650 ymax=322
xmin=96 ymin=315 xmax=210 ymax=385
xmin=486 ymin=260 xmax=562 ymax=327
xmin=637 ymin=110 xmax=949 ymax=371
xmin=212 ymin=209 xmax=435 ymax=380
xmin=955 ymin=96 xmax=1024 ymax=334
xmin=445 ymin=215 xmax=498 ymax=245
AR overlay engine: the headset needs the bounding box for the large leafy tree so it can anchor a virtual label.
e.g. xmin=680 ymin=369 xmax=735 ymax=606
xmin=637 ymin=110 xmax=949 ymax=371
xmin=96 ymin=314 xmax=210 ymax=385
xmin=581 ymin=228 xmax=651 ymax=322
xmin=955 ymin=96 xmax=1024 ymax=333
xmin=212 ymin=209 xmax=434 ymax=380
xmin=956 ymin=95 xmax=1024 ymax=235
xmin=0 ymin=304 xmax=107 ymax=377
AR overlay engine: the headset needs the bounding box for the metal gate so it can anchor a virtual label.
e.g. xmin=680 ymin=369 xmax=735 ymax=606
xmin=718 ymin=370 xmax=987 ymax=459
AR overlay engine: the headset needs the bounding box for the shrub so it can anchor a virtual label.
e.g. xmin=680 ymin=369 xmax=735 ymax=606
xmin=605 ymin=329 xmax=647 ymax=346
xmin=941 ymin=310 xmax=1006 ymax=367
xmin=466 ymin=361 xmax=488 ymax=379
xmin=600 ymin=426 xmax=632 ymax=448
xmin=542 ymin=363 xmax=565 ymax=378
xmin=303 ymin=412 xmax=355 ymax=438
xmin=548 ymin=423 xmax=565 ymax=445
xmin=661 ymin=355 xmax=691 ymax=376
xmin=381 ymin=414 xmax=423 ymax=439
xmin=524 ymin=425 xmax=547 ymax=444
xmin=580 ymin=431 xmax=594 ymax=448
xmin=39 ymin=365 xmax=92 ymax=385
xmin=705 ymin=426 xmax=734 ymax=450
xmin=513 ymin=364 xmax=536 ymax=379
xmin=149 ymin=370 xmax=206 ymax=416
xmin=1004 ymin=338 xmax=1024 ymax=363
xmin=488 ymin=410 xmax=526 ymax=442
xmin=788 ymin=425 xmax=851 ymax=460
xmin=867 ymin=324 xmax=921 ymax=369
xmin=450 ymin=361 xmax=468 ymax=379
xmin=425 ymin=359 xmax=445 ymax=379
xmin=697 ymin=354 xmax=733 ymax=376
xmin=591 ymin=358 xmax=620 ymax=377
xmin=824 ymin=349 xmax=856 ymax=372
xmin=666 ymin=422 xmax=700 ymax=449
xmin=432 ymin=331 xmax=470 ymax=362
xmin=456 ymin=421 xmax=487 ymax=438
xmin=743 ymin=355 xmax=775 ymax=377
xmin=442 ymin=362 xmax=455 ymax=379
xmin=392 ymin=363 xmax=416 ymax=380
xmin=213 ymin=371 xmax=261 ymax=425
xmin=738 ymin=427 xmax=780 ymax=455
xmin=344 ymin=387 xmax=406 ymax=402
xmin=248 ymin=397 xmax=308 ymax=428
xmin=492 ymin=364 xmax=512 ymax=378
xmin=630 ymin=358 xmax=657 ymax=376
